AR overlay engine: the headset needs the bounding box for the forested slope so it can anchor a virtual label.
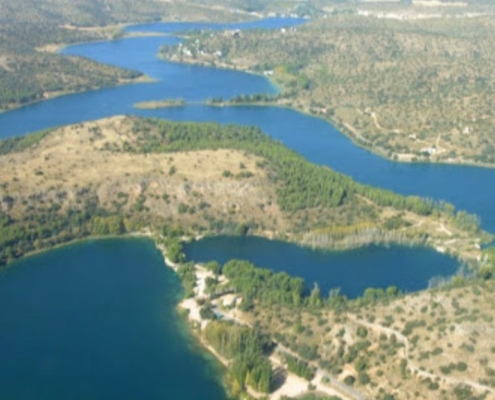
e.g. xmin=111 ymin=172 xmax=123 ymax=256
xmin=0 ymin=116 xmax=486 ymax=266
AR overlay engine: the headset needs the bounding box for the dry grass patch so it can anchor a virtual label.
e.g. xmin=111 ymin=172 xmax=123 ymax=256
xmin=0 ymin=116 xmax=288 ymax=233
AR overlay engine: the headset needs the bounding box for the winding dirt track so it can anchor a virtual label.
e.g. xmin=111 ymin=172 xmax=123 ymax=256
xmin=346 ymin=313 xmax=495 ymax=399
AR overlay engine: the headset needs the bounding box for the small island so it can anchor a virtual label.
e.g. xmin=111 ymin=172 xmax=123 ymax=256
xmin=134 ymin=98 xmax=186 ymax=109
xmin=4 ymin=1 xmax=495 ymax=399
xmin=161 ymin=10 xmax=495 ymax=168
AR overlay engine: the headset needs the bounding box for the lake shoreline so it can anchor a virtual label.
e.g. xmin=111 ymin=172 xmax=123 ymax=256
xmin=154 ymin=234 xmax=356 ymax=400
xmin=0 ymin=222 xmax=484 ymax=277
xmin=0 ymin=74 xmax=155 ymax=116
xmin=162 ymin=57 xmax=495 ymax=171
xmin=0 ymin=230 xmax=480 ymax=399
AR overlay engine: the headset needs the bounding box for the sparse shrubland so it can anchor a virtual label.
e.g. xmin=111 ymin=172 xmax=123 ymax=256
xmin=166 ymin=13 xmax=495 ymax=167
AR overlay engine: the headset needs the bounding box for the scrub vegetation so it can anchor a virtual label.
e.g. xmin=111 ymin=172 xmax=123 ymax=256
xmin=235 ymin=273 xmax=495 ymax=400
xmin=0 ymin=0 xmax=266 ymax=111
xmin=166 ymin=11 xmax=495 ymax=167
xmin=0 ymin=116 xmax=487 ymax=268
xmin=0 ymin=14 xmax=142 ymax=111
xmin=169 ymin=228 xmax=495 ymax=399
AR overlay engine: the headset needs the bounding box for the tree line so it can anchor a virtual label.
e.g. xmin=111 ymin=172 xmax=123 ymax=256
xmin=0 ymin=116 xmax=483 ymax=270
xmin=0 ymin=204 xmax=127 ymax=267
xmin=126 ymin=118 xmax=479 ymax=227
xmin=203 ymin=320 xmax=274 ymax=395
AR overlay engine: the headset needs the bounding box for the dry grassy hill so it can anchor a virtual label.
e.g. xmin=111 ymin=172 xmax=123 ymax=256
xmin=0 ymin=115 xmax=487 ymax=266
xmin=0 ymin=116 xmax=286 ymax=234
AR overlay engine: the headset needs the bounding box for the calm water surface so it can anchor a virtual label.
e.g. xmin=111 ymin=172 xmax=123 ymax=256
xmin=0 ymin=18 xmax=493 ymax=233
xmin=0 ymin=239 xmax=227 ymax=400
xmin=0 ymin=18 xmax=482 ymax=398
xmin=184 ymin=236 xmax=459 ymax=299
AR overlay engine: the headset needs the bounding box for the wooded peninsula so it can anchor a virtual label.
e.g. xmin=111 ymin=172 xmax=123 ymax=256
xmin=1 ymin=115 xmax=494 ymax=399
xmin=2 ymin=0 xmax=495 ymax=399
xmin=0 ymin=116 xmax=487 ymax=267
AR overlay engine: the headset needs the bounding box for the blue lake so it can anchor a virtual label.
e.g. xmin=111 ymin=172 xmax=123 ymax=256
xmin=0 ymin=238 xmax=227 ymax=400
xmin=0 ymin=18 xmax=493 ymax=234
xmin=184 ymin=236 xmax=459 ymax=299
xmin=0 ymin=17 xmax=487 ymax=399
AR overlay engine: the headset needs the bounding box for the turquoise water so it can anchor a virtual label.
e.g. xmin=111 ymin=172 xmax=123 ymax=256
xmin=0 ymin=238 xmax=227 ymax=400
xmin=184 ymin=236 xmax=460 ymax=299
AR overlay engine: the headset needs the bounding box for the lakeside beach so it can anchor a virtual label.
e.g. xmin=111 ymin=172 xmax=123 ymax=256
xmin=156 ymin=237 xmax=354 ymax=400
